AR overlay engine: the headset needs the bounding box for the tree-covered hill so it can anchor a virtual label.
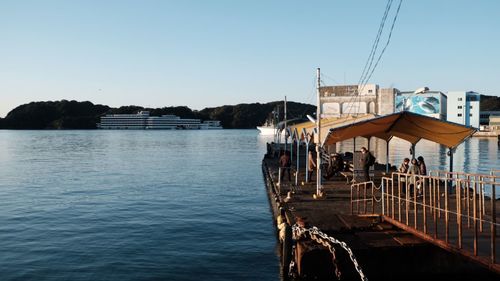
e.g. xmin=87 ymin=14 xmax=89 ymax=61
xmin=0 ymin=100 xmax=315 ymax=129
xmin=1 ymin=100 xmax=110 ymax=129
xmin=199 ymin=101 xmax=315 ymax=129
xmin=4 ymin=94 xmax=497 ymax=130
xmin=480 ymin=95 xmax=500 ymax=111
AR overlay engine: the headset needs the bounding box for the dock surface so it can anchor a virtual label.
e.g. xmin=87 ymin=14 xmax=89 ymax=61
xmin=262 ymin=155 xmax=500 ymax=281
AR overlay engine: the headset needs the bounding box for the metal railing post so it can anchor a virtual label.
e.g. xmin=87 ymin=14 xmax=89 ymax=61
xmin=406 ymin=174 xmax=409 ymax=226
xmin=473 ymin=179 xmax=478 ymax=256
xmin=414 ymin=175 xmax=418 ymax=229
xmin=445 ymin=176 xmax=449 ymax=243
xmin=351 ymin=184 xmax=354 ymax=215
xmin=433 ymin=178 xmax=438 ymax=239
xmin=391 ymin=177 xmax=395 ymax=219
xmin=458 ymin=180 xmax=463 ymax=249
xmin=363 ymin=182 xmax=367 ymax=214
xmin=398 ymin=174 xmax=402 ymax=221
xmin=466 ymin=176 xmax=471 ymax=229
xmin=479 ymin=178 xmax=484 ymax=233
xmin=491 ymin=181 xmax=496 ymax=263
xmin=381 ymin=179 xmax=385 ymax=216
xmin=423 ymin=177 xmax=427 ymax=234
xmin=372 ymin=181 xmax=375 ymax=214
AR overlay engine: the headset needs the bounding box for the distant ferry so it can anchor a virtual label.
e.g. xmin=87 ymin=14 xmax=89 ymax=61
xmin=98 ymin=111 xmax=222 ymax=130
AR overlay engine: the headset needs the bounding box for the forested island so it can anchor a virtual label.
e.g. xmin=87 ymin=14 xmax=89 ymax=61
xmin=0 ymin=100 xmax=315 ymax=129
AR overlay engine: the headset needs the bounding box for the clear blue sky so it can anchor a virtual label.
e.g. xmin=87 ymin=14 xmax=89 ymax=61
xmin=1 ymin=0 xmax=499 ymax=117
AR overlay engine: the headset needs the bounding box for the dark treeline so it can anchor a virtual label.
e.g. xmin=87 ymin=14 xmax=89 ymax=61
xmin=480 ymin=95 xmax=500 ymax=111
xmin=0 ymin=100 xmax=315 ymax=129
xmin=3 ymin=94 xmax=498 ymax=130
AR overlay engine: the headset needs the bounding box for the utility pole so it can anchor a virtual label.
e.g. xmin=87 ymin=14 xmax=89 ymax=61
xmin=284 ymin=96 xmax=287 ymax=156
xmin=316 ymin=68 xmax=322 ymax=196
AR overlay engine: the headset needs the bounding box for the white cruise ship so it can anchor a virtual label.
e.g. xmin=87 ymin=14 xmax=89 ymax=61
xmin=98 ymin=111 xmax=221 ymax=130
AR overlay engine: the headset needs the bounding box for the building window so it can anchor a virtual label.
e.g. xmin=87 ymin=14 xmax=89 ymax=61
xmin=458 ymin=106 xmax=462 ymax=109
xmin=458 ymin=98 xmax=462 ymax=101
xmin=458 ymin=113 xmax=462 ymax=117
xmin=368 ymin=89 xmax=373 ymax=93
xmin=470 ymin=105 xmax=473 ymax=109
xmin=470 ymin=114 xmax=473 ymax=117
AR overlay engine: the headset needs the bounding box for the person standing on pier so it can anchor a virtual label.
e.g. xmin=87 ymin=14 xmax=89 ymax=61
xmin=417 ymin=156 xmax=427 ymax=176
xmin=360 ymin=147 xmax=374 ymax=182
xmin=308 ymin=149 xmax=317 ymax=181
xmin=408 ymin=158 xmax=421 ymax=194
xmin=399 ymin=158 xmax=410 ymax=173
xmin=279 ymin=151 xmax=291 ymax=181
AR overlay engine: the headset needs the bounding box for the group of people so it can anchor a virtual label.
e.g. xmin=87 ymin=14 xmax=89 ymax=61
xmin=398 ymin=156 xmax=427 ymax=176
xmin=278 ymin=147 xmax=336 ymax=182
xmin=278 ymin=145 xmax=428 ymax=186
xmin=398 ymin=155 xmax=427 ymax=194
xmin=310 ymin=149 xmax=346 ymax=181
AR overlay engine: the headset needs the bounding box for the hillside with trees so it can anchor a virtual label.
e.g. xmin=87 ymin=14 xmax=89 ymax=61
xmin=480 ymin=94 xmax=500 ymax=111
xmin=0 ymin=100 xmax=315 ymax=129
xmin=4 ymin=94 xmax=497 ymax=130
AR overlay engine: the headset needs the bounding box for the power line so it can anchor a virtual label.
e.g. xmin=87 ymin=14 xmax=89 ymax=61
xmin=362 ymin=0 xmax=403 ymax=87
xmin=344 ymin=0 xmax=393 ymax=116
xmin=357 ymin=0 xmax=394 ymax=88
xmin=347 ymin=0 xmax=403 ymax=116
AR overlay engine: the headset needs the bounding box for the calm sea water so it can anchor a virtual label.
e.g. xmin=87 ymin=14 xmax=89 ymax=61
xmin=0 ymin=130 xmax=498 ymax=281
xmin=0 ymin=130 xmax=279 ymax=281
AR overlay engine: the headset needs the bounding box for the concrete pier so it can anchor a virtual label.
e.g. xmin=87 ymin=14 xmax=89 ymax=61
xmin=262 ymin=155 xmax=500 ymax=281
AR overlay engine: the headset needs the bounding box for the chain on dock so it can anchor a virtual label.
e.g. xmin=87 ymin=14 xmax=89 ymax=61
xmin=292 ymin=224 xmax=368 ymax=281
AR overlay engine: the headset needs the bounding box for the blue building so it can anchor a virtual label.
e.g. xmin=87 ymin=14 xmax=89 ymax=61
xmin=394 ymin=91 xmax=447 ymax=120
xmin=446 ymin=91 xmax=480 ymax=128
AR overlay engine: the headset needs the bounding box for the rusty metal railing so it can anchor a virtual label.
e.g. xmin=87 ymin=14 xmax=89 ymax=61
xmin=352 ymin=171 xmax=500 ymax=272
xmin=350 ymin=181 xmax=376 ymax=215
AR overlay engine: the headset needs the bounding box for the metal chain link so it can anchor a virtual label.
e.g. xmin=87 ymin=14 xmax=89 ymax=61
xmin=292 ymin=225 xmax=368 ymax=281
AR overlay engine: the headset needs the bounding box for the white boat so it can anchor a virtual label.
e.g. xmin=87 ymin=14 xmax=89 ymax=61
xmin=98 ymin=111 xmax=222 ymax=130
xmin=257 ymin=120 xmax=286 ymax=136
xmin=257 ymin=125 xmax=278 ymax=135
xmin=257 ymin=100 xmax=284 ymax=137
xmin=257 ymin=98 xmax=303 ymax=137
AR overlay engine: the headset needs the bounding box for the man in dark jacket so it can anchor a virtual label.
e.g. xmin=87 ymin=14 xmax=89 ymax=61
xmin=279 ymin=151 xmax=291 ymax=181
xmin=360 ymin=147 xmax=372 ymax=182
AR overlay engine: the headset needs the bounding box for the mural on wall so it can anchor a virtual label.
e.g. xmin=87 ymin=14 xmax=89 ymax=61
xmin=395 ymin=95 xmax=441 ymax=114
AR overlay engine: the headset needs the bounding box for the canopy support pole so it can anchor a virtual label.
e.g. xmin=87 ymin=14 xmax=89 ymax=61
xmin=306 ymin=141 xmax=310 ymax=183
xmin=295 ymin=139 xmax=300 ymax=186
xmin=449 ymin=148 xmax=454 ymax=172
xmin=411 ymin=143 xmax=416 ymax=160
xmin=386 ymin=139 xmax=390 ymax=173
xmin=290 ymin=134 xmax=293 ymax=164
xmin=277 ymin=129 xmax=281 ymax=157
xmin=353 ymin=137 xmax=356 ymax=152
